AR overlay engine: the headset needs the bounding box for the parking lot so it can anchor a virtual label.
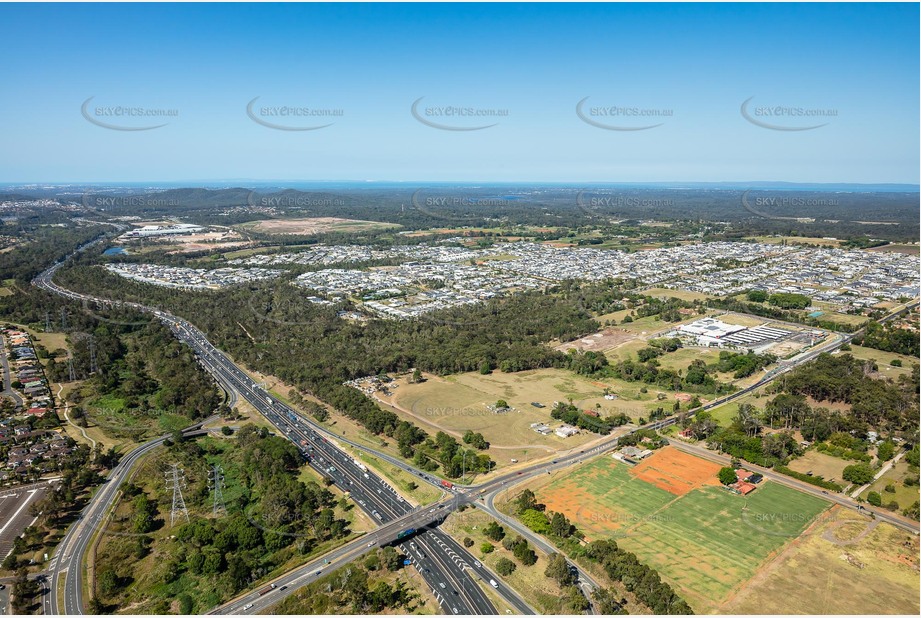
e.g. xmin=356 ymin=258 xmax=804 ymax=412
xmin=0 ymin=482 xmax=50 ymax=562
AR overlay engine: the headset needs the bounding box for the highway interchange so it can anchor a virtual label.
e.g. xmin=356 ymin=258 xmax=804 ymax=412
xmin=22 ymin=235 xmax=921 ymax=615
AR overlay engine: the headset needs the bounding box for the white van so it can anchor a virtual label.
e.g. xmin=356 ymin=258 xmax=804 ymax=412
xmin=489 ymin=579 xmax=498 ymax=588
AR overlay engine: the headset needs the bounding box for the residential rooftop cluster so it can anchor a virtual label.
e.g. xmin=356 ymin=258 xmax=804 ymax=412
xmin=2 ymin=327 xmax=51 ymax=407
xmin=1 ymin=427 xmax=76 ymax=483
xmin=117 ymin=240 xmax=918 ymax=320
xmin=105 ymin=264 xmax=282 ymax=289
xmin=715 ymin=247 xmax=921 ymax=308
xmin=0 ymin=328 xmax=73 ymax=485
xmin=482 ymin=242 xmax=919 ymax=308
xmin=293 ymin=262 xmax=543 ymax=319
xmin=229 ymin=243 xmax=492 ymax=267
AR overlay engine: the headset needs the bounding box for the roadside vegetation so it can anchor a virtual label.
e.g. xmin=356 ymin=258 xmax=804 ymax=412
xmin=90 ymin=426 xmax=355 ymax=613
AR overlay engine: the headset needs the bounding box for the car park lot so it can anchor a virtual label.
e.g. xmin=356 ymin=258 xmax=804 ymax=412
xmin=0 ymin=482 xmax=51 ymax=561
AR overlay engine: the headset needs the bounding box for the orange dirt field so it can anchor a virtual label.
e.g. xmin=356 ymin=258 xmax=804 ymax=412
xmin=630 ymin=446 xmax=722 ymax=496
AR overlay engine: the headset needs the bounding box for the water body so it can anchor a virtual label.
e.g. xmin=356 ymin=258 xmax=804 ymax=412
xmin=103 ymin=247 xmax=127 ymax=256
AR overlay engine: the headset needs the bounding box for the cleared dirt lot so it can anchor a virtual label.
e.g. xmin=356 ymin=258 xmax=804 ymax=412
xmin=631 ymin=447 xmax=722 ymax=496
xmin=555 ymin=327 xmax=638 ymax=353
xmin=242 ymin=217 xmax=399 ymax=235
xmin=786 ymin=449 xmax=851 ymax=485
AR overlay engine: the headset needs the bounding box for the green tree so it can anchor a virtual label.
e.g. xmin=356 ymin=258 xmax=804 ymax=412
xmin=843 ymin=463 xmax=875 ymax=485
xmin=564 ymin=586 xmax=590 ymax=612
xmin=549 ymin=512 xmax=574 ymax=538
xmin=512 ymin=539 xmax=538 ymax=566
xmin=480 ymin=542 xmax=495 ymax=554
xmin=380 ymin=546 xmax=404 ymax=571
xmin=544 ymin=553 xmax=576 ymax=586
xmin=513 ymin=489 xmax=540 ymax=514
xmin=877 ymin=441 xmax=895 ymax=462
xmin=484 ymin=521 xmax=506 ymax=541
xmin=718 ymin=467 xmax=738 ymax=486
xmin=495 ymin=557 xmax=517 ymax=576
xmin=867 ymin=491 xmax=882 ymax=507
xmin=520 ymin=509 xmax=551 ymax=534
xmin=97 ymin=567 xmax=122 ymax=597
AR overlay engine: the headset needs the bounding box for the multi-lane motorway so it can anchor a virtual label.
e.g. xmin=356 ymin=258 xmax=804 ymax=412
xmin=31 ymin=236 xmax=920 ymax=615
xmin=35 ymin=243 xmax=529 ymax=615
xmin=167 ymin=316 xmax=524 ymax=615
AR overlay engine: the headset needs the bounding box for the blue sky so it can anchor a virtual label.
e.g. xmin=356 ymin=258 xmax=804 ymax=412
xmin=1 ymin=2 xmax=917 ymax=183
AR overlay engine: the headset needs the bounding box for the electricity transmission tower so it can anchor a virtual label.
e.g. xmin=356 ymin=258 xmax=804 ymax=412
xmin=67 ymin=358 xmax=76 ymax=382
xmin=88 ymin=337 xmax=98 ymax=374
xmin=165 ymin=465 xmax=190 ymax=526
xmin=207 ymin=464 xmax=226 ymax=516
xmin=60 ymin=307 xmax=67 ymax=330
xmin=44 ymin=311 xmax=52 ymax=332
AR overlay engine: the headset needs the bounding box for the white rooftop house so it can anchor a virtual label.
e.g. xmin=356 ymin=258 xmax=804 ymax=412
xmin=555 ymin=424 xmax=580 ymax=438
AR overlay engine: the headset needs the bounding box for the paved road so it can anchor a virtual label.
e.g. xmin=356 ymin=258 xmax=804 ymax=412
xmin=0 ymin=335 xmax=24 ymax=409
xmin=668 ymin=440 xmax=919 ymax=534
xmin=173 ymin=322 xmax=510 ymax=615
xmin=35 ymin=246 xmax=515 ymax=615
xmin=45 ymin=425 xmax=211 ymax=616
xmin=32 ymin=235 xmax=920 ymax=614
xmin=479 ymin=491 xmax=603 ymax=610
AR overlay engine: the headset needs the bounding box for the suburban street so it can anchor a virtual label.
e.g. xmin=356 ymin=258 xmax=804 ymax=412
xmin=26 ymin=236 xmax=920 ymax=615
xmin=0 ymin=334 xmax=24 ymax=409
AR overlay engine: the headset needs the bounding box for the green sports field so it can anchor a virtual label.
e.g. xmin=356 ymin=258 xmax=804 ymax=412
xmin=623 ymin=483 xmax=829 ymax=610
xmin=532 ymin=451 xmax=831 ymax=613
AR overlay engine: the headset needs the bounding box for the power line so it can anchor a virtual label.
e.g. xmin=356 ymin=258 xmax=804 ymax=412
xmin=207 ymin=464 xmax=226 ymax=517
xmin=88 ymin=337 xmax=98 ymax=374
xmin=165 ymin=464 xmax=189 ymax=526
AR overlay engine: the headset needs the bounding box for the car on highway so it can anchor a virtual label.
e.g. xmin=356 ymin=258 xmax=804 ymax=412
xmin=439 ymin=583 xmax=446 ymax=589
xmin=243 ymin=604 xmax=254 ymax=610
xmin=473 ymin=560 xmax=482 ymax=568
xmin=367 ymin=540 xmax=376 ymax=547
